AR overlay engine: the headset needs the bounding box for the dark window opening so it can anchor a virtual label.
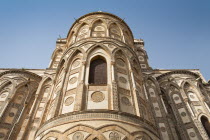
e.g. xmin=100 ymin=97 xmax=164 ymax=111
xmin=201 ymin=116 xmax=210 ymax=138
xmin=89 ymin=58 xmax=107 ymax=84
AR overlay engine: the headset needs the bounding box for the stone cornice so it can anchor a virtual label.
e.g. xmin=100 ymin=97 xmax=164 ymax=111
xmin=156 ymin=70 xmax=200 ymax=81
xmin=36 ymin=110 xmax=158 ymax=137
xmin=0 ymin=70 xmax=42 ymax=81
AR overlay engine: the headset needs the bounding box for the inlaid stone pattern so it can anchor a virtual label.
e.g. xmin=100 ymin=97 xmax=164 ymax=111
xmin=72 ymin=60 xmax=81 ymax=68
xmin=121 ymin=96 xmax=131 ymax=106
xmin=69 ymin=77 xmax=77 ymax=84
xmin=65 ymin=97 xmax=74 ymax=106
xmin=109 ymin=131 xmax=121 ymax=140
xmin=116 ymin=59 xmax=125 ymax=67
xmin=91 ymin=91 xmax=105 ymax=102
xmin=73 ymin=132 xmax=84 ymax=140
xmin=119 ymin=77 xmax=127 ymax=83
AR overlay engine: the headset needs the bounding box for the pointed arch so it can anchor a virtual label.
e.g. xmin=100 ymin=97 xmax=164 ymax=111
xmin=91 ymin=19 xmax=107 ymax=37
xmin=123 ymin=30 xmax=132 ymax=45
xmin=68 ymin=31 xmax=76 ymax=45
xmin=89 ymin=56 xmax=107 ymax=84
xmin=86 ymin=44 xmax=111 ymax=56
xmin=183 ymin=82 xmax=200 ymax=102
xmin=201 ymin=115 xmax=210 ymax=138
xmin=76 ymin=23 xmax=89 ymax=41
xmin=66 ymin=49 xmax=83 ymax=69
xmin=109 ymin=23 xmax=122 ymax=40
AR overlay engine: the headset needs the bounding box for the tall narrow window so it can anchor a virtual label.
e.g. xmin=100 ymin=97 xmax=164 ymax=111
xmin=201 ymin=116 xmax=210 ymax=138
xmin=89 ymin=58 xmax=107 ymax=84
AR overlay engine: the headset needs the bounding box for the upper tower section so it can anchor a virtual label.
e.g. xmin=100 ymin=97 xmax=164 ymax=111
xmin=66 ymin=11 xmax=134 ymax=47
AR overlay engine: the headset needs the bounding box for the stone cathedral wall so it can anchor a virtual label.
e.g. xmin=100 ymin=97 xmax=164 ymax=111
xmin=0 ymin=12 xmax=209 ymax=140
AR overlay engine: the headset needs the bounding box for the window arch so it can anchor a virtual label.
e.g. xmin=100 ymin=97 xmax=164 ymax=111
xmin=201 ymin=116 xmax=210 ymax=138
xmin=91 ymin=20 xmax=106 ymax=37
xmin=89 ymin=57 xmax=107 ymax=84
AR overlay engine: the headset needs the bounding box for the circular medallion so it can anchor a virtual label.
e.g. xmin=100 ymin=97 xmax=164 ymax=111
xmin=121 ymin=97 xmax=131 ymax=106
xmin=174 ymin=96 xmax=180 ymax=101
xmin=119 ymin=77 xmax=127 ymax=84
xmin=65 ymin=97 xmax=74 ymax=106
xmin=1 ymin=93 xmax=7 ymax=98
xmin=38 ymin=107 xmax=43 ymax=111
xmin=189 ymin=94 xmax=195 ymax=99
xmin=17 ymin=95 xmax=22 ymax=100
xmin=111 ymin=29 xmax=117 ymax=33
xmin=109 ymin=131 xmax=120 ymax=140
xmin=9 ymin=112 xmax=15 ymax=117
xmin=95 ymin=26 xmax=104 ymax=31
xmin=73 ymin=132 xmax=84 ymax=140
xmin=116 ymin=59 xmax=125 ymax=67
xmin=0 ymin=133 xmax=5 ymax=138
xmin=181 ymin=112 xmax=186 ymax=117
xmin=69 ymin=77 xmax=77 ymax=84
xmin=72 ymin=60 xmax=80 ymax=68
xmin=154 ymin=107 xmax=159 ymax=111
xmin=150 ymin=92 xmax=154 ymax=95
xmin=189 ymin=132 xmax=196 ymax=137
xmin=147 ymin=80 xmax=152 ymax=85
xmin=91 ymin=92 xmax=105 ymax=103
xmin=160 ymin=127 xmax=166 ymax=132
xmin=138 ymin=56 xmax=144 ymax=61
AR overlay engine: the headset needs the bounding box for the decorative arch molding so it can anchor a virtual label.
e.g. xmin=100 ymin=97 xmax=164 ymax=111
xmin=86 ymin=46 xmax=110 ymax=85
xmin=200 ymin=115 xmax=210 ymax=138
xmin=108 ymin=22 xmax=123 ymax=40
xmin=75 ymin=22 xmax=90 ymax=35
xmin=88 ymin=56 xmax=107 ymax=85
xmin=112 ymin=46 xmax=142 ymax=64
xmin=197 ymin=113 xmax=210 ymax=121
xmin=0 ymin=80 xmax=12 ymax=92
xmin=65 ymin=49 xmax=84 ymax=69
xmin=131 ymin=131 xmax=153 ymax=140
xmin=180 ymin=80 xmax=197 ymax=90
xmin=156 ymin=70 xmax=200 ymax=81
xmin=86 ymin=44 xmax=112 ymax=57
xmin=112 ymin=49 xmax=131 ymax=62
xmin=0 ymin=70 xmax=42 ymax=81
xmin=63 ymin=124 xmax=96 ymax=134
xmin=136 ymin=48 xmax=148 ymax=57
xmin=166 ymin=81 xmax=181 ymax=90
xmin=90 ymin=18 xmax=107 ymax=28
xmin=145 ymin=76 xmax=161 ymax=94
xmin=67 ymin=12 xmax=134 ymax=40
xmin=51 ymin=48 xmax=63 ymax=60
xmin=39 ymin=131 xmax=61 ymax=140
xmin=54 ymin=59 xmax=66 ymax=80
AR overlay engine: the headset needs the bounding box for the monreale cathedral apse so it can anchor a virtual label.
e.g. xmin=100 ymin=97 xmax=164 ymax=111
xmin=0 ymin=12 xmax=210 ymax=140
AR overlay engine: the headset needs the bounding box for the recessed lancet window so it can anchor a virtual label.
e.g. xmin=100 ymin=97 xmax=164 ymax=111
xmin=89 ymin=57 xmax=107 ymax=84
xmin=201 ymin=116 xmax=210 ymax=138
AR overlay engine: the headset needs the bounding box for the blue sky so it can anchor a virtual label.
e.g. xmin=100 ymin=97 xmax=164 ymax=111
xmin=0 ymin=0 xmax=210 ymax=80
